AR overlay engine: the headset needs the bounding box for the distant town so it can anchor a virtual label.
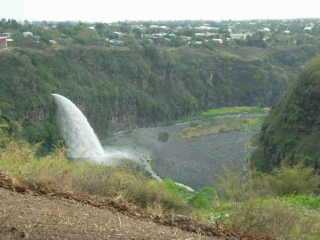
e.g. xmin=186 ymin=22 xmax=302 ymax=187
xmin=0 ymin=18 xmax=320 ymax=50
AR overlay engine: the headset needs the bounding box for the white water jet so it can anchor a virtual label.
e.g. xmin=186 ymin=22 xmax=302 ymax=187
xmin=52 ymin=93 xmax=160 ymax=179
xmin=52 ymin=94 xmax=106 ymax=162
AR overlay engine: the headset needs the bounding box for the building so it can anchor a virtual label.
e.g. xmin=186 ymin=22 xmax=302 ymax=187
xmin=0 ymin=37 xmax=7 ymax=49
xmin=212 ymin=38 xmax=224 ymax=44
xmin=262 ymin=27 xmax=271 ymax=32
xmin=304 ymin=26 xmax=313 ymax=31
xmin=23 ymin=32 xmax=33 ymax=38
xmin=0 ymin=33 xmax=11 ymax=38
xmin=181 ymin=36 xmax=192 ymax=41
xmin=230 ymin=33 xmax=250 ymax=40
xmin=49 ymin=40 xmax=57 ymax=45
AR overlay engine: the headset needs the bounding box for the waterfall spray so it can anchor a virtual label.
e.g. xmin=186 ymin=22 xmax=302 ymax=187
xmin=52 ymin=93 xmax=160 ymax=180
xmin=52 ymin=94 xmax=106 ymax=162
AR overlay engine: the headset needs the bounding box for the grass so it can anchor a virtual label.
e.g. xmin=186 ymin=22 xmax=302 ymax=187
xmin=180 ymin=116 xmax=264 ymax=139
xmin=201 ymin=106 xmax=269 ymax=119
xmin=177 ymin=106 xmax=268 ymax=140
xmin=0 ymin=138 xmax=189 ymax=213
xmin=210 ymin=166 xmax=320 ymax=239
xmin=2 ymin=132 xmax=320 ymax=239
xmin=160 ymin=106 xmax=268 ymax=127
xmin=284 ymin=195 xmax=320 ymax=209
xmin=226 ymin=198 xmax=320 ymax=239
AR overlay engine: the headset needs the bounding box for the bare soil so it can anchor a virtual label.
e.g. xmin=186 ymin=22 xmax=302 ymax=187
xmin=0 ymin=187 xmax=222 ymax=240
xmin=0 ymin=172 xmax=271 ymax=240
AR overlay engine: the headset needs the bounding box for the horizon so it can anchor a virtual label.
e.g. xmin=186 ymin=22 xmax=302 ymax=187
xmin=1 ymin=0 xmax=318 ymax=23
xmin=3 ymin=17 xmax=320 ymax=24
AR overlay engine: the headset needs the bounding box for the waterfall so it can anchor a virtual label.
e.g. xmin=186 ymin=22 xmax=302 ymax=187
xmin=52 ymin=94 xmax=107 ymax=163
xmin=52 ymin=93 xmax=161 ymax=180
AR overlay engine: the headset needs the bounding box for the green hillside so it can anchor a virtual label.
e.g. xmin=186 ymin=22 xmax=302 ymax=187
xmin=252 ymin=56 xmax=320 ymax=171
xmin=0 ymin=46 xmax=289 ymax=150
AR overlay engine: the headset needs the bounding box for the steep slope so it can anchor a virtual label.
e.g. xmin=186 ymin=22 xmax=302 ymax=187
xmin=0 ymin=46 xmax=289 ymax=149
xmin=0 ymin=187 xmax=219 ymax=240
xmin=252 ymin=57 xmax=320 ymax=171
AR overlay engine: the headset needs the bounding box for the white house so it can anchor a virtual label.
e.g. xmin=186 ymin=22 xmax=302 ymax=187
xmin=304 ymin=26 xmax=313 ymax=31
xmin=113 ymin=32 xmax=125 ymax=37
xmin=181 ymin=36 xmax=192 ymax=41
xmin=261 ymin=27 xmax=271 ymax=32
xmin=151 ymin=33 xmax=166 ymax=39
xmin=109 ymin=39 xmax=124 ymax=46
xmin=149 ymin=25 xmax=160 ymax=29
xmin=23 ymin=32 xmax=33 ymax=37
xmin=49 ymin=40 xmax=57 ymax=45
xmin=159 ymin=25 xmax=169 ymax=30
xmin=212 ymin=38 xmax=224 ymax=44
xmin=230 ymin=33 xmax=249 ymax=40
xmin=195 ymin=26 xmax=216 ymax=31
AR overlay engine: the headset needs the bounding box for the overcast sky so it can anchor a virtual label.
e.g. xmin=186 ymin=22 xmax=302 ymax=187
xmin=1 ymin=0 xmax=319 ymax=22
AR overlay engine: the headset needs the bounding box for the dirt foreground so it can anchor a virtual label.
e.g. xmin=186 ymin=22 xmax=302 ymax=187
xmin=0 ymin=187 xmax=222 ymax=240
xmin=0 ymin=172 xmax=272 ymax=240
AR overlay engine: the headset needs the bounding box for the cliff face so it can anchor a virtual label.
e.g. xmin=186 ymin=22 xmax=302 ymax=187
xmin=0 ymin=46 xmax=291 ymax=148
xmin=252 ymin=57 xmax=320 ymax=172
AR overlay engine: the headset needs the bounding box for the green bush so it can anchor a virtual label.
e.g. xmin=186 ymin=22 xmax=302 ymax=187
xmin=158 ymin=132 xmax=170 ymax=142
xmin=266 ymin=165 xmax=320 ymax=196
xmin=284 ymin=195 xmax=320 ymax=209
xmin=127 ymin=180 xmax=189 ymax=212
xmin=0 ymin=139 xmax=188 ymax=213
xmin=189 ymin=187 xmax=216 ymax=209
xmin=228 ymin=198 xmax=320 ymax=239
xmin=201 ymin=106 xmax=267 ymax=119
xmin=216 ymin=167 xmax=254 ymax=201
xmin=162 ymin=179 xmax=194 ymax=200
xmin=217 ymin=164 xmax=320 ymax=202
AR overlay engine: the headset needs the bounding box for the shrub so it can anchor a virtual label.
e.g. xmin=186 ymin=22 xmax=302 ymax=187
xmin=158 ymin=132 xmax=169 ymax=142
xmin=189 ymin=187 xmax=216 ymax=209
xmin=228 ymin=198 xmax=320 ymax=239
xmin=284 ymin=195 xmax=320 ymax=209
xmin=0 ymin=139 xmax=188 ymax=213
xmin=216 ymin=165 xmax=320 ymax=202
xmin=216 ymin=167 xmax=254 ymax=201
xmin=128 ymin=180 xmax=189 ymax=211
xmin=162 ymin=179 xmax=194 ymax=200
xmin=266 ymin=164 xmax=320 ymax=196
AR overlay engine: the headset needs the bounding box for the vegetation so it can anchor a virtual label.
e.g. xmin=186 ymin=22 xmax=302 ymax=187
xmin=201 ymin=106 xmax=268 ymax=119
xmin=212 ymin=166 xmax=320 ymax=239
xmin=0 ymin=46 xmax=289 ymax=151
xmin=157 ymin=132 xmax=170 ymax=142
xmin=2 ymin=19 xmax=320 ymax=50
xmin=227 ymin=198 xmax=320 ymax=239
xmin=284 ymin=195 xmax=320 ymax=209
xmin=3 ymin=19 xmax=320 ymax=151
xmin=180 ymin=107 xmax=266 ymax=139
xmin=0 ymin=136 xmax=188 ymax=213
xmin=1 ymin=126 xmax=320 ymax=239
xmin=252 ymin=56 xmax=320 ymax=172
xmin=2 ymin=19 xmax=320 ymax=239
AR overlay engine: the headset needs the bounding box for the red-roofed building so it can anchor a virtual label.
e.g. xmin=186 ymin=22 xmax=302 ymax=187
xmin=0 ymin=37 xmax=8 ymax=49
